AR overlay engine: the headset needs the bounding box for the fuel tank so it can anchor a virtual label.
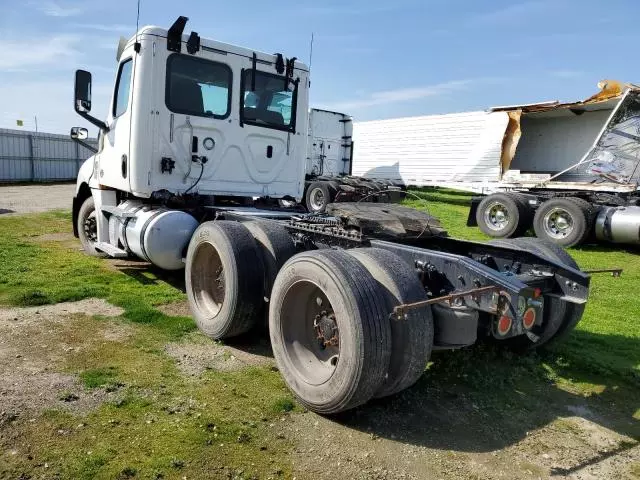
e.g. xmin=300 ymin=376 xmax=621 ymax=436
xmin=595 ymin=206 xmax=640 ymax=245
xmin=115 ymin=201 xmax=198 ymax=270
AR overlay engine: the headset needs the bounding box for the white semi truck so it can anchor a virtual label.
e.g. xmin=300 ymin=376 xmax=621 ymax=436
xmin=70 ymin=17 xmax=593 ymax=414
xmin=352 ymin=82 xmax=640 ymax=247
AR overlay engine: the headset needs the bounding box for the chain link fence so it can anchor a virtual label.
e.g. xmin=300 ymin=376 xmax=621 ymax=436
xmin=0 ymin=128 xmax=97 ymax=183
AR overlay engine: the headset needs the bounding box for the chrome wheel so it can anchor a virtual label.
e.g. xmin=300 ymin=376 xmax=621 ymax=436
xmin=309 ymin=187 xmax=326 ymax=212
xmin=543 ymin=208 xmax=574 ymax=239
xmin=483 ymin=201 xmax=510 ymax=232
xmin=83 ymin=210 xmax=98 ymax=243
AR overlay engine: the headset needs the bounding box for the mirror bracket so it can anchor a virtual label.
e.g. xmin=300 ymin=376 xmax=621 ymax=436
xmin=69 ymin=127 xmax=97 ymax=154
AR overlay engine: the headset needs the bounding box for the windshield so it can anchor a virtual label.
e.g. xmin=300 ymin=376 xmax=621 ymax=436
xmin=581 ymin=92 xmax=640 ymax=185
xmin=242 ymin=70 xmax=297 ymax=132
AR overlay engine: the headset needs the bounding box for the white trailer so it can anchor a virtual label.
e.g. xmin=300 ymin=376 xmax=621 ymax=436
xmin=352 ymin=82 xmax=640 ymax=247
xmin=304 ymin=108 xmax=402 ymax=213
xmin=68 ymin=16 xmax=594 ymax=415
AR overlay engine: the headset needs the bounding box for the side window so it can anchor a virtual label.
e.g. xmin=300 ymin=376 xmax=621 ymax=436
xmin=166 ymin=55 xmax=232 ymax=118
xmin=113 ymin=58 xmax=133 ymax=118
xmin=241 ymin=70 xmax=297 ymax=132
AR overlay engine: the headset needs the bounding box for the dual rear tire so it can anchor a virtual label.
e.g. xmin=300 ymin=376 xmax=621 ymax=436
xmin=532 ymin=197 xmax=595 ymax=247
xmin=184 ymin=222 xmax=434 ymax=414
xmin=476 ymin=193 xmax=533 ymax=238
xmin=268 ymin=248 xmax=433 ymax=413
xmin=477 ymin=193 xmax=595 ymax=247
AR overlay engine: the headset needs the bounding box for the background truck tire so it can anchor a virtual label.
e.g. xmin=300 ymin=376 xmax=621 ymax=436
xmin=77 ymin=196 xmax=107 ymax=258
xmin=476 ymin=193 xmax=532 ymax=238
xmin=185 ymin=221 xmax=264 ymax=340
xmin=243 ymin=220 xmax=297 ymax=300
xmin=533 ymin=197 xmax=594 ymax=247
xmin=269 ymin=249 xmax=391 ymax=414
xmin=488 ymin=238 xmax=584 ymax=351
xmin=348 ymin=248 xmax=434 ymax=398
xmin=305 ymin=181 xmax=334 ymax=213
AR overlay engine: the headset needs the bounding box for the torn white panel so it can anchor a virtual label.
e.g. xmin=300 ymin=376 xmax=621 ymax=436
xmin=352 ymin=111 xmax=509 ymax=186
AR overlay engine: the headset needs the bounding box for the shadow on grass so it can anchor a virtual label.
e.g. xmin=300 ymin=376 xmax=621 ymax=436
xmin=325 ymin=331 xmax=640 ymax=456
xmin=117 ymin=265 xmax=186 ymax=293
xmin=574 ymin=243 xmax=640 ymax=255
xmin=409 ymin=187 xmax=477 ymax=198
xmin=405 ymin=194 xmax=472 ymax=208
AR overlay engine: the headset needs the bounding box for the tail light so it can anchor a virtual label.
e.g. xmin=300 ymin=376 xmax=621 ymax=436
xmin=497 ymin=315 xmax=512 ymax=336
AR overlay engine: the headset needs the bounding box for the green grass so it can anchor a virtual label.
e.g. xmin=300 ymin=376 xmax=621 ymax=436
xmin=79 ymin=367 xmax=120 ymax=389
xmin=0 ymin=198 xmax=638 ymax=478
xmin=0 ymin=211 xmax=296 ymax=479
xmin=404 ymin=187 xmax=640 ymax=386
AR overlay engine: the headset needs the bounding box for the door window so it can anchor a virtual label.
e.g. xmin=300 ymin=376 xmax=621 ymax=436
xmin=241 ymin=70 xmax=297 ymax=132
xmin=113 ymin=58 xmax=133 ymax=118
xmin=166 ymin=54 xmax=232 ymax=119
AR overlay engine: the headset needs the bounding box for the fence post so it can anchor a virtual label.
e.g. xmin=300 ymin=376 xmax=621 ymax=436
xmin=75 ymin=140 xmax=80 ymax=176
xmin=28 ymin=134 xmax=35 ymax=181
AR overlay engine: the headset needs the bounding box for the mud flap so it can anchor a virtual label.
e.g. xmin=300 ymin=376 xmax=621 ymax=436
xmin=467 ymin=196 xmax=482 ymax=226
xmin=431 ymin=303 xmax=479 ymax=349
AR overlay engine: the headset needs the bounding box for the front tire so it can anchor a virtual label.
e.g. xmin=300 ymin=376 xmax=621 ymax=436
xmin=76 ymin=197 xmax=106 ymax=258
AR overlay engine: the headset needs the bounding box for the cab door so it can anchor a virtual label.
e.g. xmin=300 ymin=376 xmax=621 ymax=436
xmin=237 ymin=68 xmax=304 ymax=197
xmin=98 ymin=53 xmax=134 ymax=191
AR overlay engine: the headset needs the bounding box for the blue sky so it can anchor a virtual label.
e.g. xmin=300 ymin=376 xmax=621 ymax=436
xmin=1 ymin=0 xmax=639 ymax=134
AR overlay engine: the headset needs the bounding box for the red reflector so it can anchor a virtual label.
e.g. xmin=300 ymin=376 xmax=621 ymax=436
xmin=533 ymin=288 xmax=542 ymax=298
xmin=498 ymin=315 xmax=512 ymax=335
xmin=523 ymin=308 xmax=536 ymax=330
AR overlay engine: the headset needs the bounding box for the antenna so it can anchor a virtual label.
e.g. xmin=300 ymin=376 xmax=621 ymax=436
xmin=134 ymin=0 xmax=141 ymax=52
xmin=136 ymin=0 xmax=141 ymax=32
xmin=309 ymin=32 xmax=314 ymax=72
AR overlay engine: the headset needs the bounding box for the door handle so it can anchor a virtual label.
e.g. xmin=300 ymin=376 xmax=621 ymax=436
xmin=121 ymin=154 xmax=128 ymax=179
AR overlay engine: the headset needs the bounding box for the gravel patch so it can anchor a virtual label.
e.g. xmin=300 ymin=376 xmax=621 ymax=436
xmin=0 ymin=299 xmax=126 ymax=416
xmin=0 ymin=298 xmax=124 ymax=325
xmin=165 ymin=335 xmax=273 ymax=376
xmin=0 ymin=183 xmax=75 ymax=215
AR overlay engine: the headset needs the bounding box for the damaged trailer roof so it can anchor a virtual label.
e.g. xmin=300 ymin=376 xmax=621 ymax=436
xmin=490 ymin=79 xmax=639 ymax=114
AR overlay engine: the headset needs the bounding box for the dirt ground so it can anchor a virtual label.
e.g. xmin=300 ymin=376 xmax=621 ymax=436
xmin=0 ymin=183 xmax=75 ymax=215
xmin=0 ymin=294 xmax=638 ymax=479
xmin=0 ymin=196 xmax=638 ymax=478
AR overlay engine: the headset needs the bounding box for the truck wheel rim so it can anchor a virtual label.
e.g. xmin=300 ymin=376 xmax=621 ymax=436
xmin=83 ymin=211 xmax=98 ymax=243
xmin=191 ymin=243 xmax=225 ymax=317
xmin=309 ymin=188 xmax=326 ymax=211
xmin=543 ymin=208 xmax=574 ymax=239
xmin=484 ymin=202 xmax=510 ymax=231
xmin=280 ymin=280 xmax=339 ymax=386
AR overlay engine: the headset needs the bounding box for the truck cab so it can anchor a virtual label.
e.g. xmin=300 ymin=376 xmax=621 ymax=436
xmin=73 ymin=16 xmax=309 ymax=202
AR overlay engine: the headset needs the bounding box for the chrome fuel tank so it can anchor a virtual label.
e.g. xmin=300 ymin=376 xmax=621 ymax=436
xmin=595 ymin=206 xmax=640 ymax=245
xmin=116 ymin=202 xmax=198 ymax=270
